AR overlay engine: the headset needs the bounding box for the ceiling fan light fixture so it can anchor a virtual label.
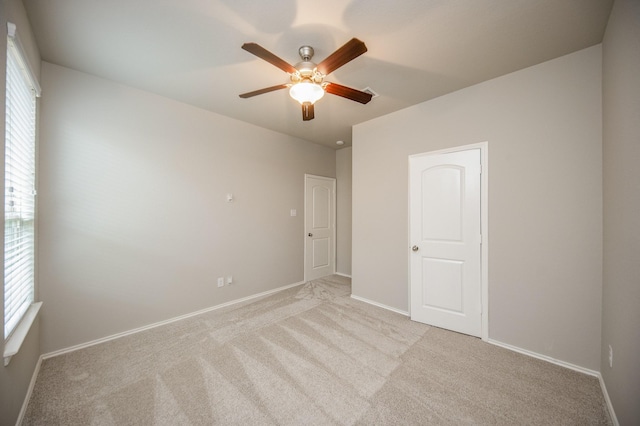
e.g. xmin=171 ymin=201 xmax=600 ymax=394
xmin=240 ymin=38 xmax=371 ymax=120
xmin=289 ymin=81 xmax=325 ymax=105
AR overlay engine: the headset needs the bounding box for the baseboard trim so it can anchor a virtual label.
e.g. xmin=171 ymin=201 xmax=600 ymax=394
xmin=597 ymin=373 xmax=619 ymax=426
xmin=350 ymin=294 xmax=409 ymax=316
xmin=42 ymin=280 xmax=306 ymax=360
xmin=15 ymin=354 xmax=43 ymax=426
xmin=488 ymin=339 xmax=617 ymax=423
xmin=27 ymin=280 xmax=619 ymax=426
xmin=335 ymin=272 xmax=352 ymax=278
xmin=487 ymin=339 xmax=599 ymax=377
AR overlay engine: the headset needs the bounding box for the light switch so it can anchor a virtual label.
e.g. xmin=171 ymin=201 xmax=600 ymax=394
xmin=226 ymin=193 xmax=234 ymax=202
xmin=290 ymin=209 xmax=297 ymax=217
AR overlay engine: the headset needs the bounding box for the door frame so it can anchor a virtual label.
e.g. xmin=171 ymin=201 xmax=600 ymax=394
xmin=408 ymin=142 xmax=489 ymax=341
xmin=304 ymin=174 xmax=337 ymax=282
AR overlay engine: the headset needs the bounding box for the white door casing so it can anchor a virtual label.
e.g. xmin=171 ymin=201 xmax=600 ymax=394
xmin=409 ymin=146 xmax=485 ymax=338
xmin=304 ymin=175 xmax=336 ymax=281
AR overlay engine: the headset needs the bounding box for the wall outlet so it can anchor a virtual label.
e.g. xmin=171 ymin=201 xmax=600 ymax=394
xmin=226 ymin=276 xmax=233 ymax=285
xmin=217 ymin=277 xmax=224 ymax=288
xmin=608 ymin=345 xmax=613 ymax=368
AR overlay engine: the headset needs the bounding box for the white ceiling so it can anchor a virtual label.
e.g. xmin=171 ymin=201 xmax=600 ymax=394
xmin=23 ymin=0 xmax=613 ymax=148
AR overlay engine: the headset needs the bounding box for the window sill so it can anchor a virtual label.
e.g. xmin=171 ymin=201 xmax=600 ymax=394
xmin=4 ymin=302 xmax=42 ymax=367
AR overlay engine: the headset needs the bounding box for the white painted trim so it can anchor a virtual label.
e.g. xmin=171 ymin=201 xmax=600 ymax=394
xmin=407 ymin=142 xmax=489 ymax=341
xmin=7 ymin=22 xmax=42 ymax=97
xmin=487 ymin=339 xmax=599 ymax=376
xmin=304 ymin=174 xmax=337 ymax=282
xmin=4 ymin=302 xmax=43 ymax=366
xmin=479 ymin=143 xmax=489 ymax=341
xmin=350 ymin=294 xmax=409 ymax=316
xmin=598 ymin=373 xmax=619 ymax=426
xmin=21 ymin=285 xmax=618 ymax=426
xmin=335 ymin=272 xmax=352 ymax=278
xmin=15 ymin=354 xmax=44 ymax=426
xmin=488 ymin=338 xmax=617 ymax=424
xmin=42 ymin=280 xmax=305 ymax=360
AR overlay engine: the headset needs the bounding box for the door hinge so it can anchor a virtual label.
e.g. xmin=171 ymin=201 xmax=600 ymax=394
xmin=479 ymin=234 xmax=482 ymax=244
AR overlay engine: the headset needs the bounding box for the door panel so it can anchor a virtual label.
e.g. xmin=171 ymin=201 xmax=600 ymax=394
xmin=312 ymin=186 xmax=330 ymax=229
xmin=421 ymin=166 xmax=463 ymax=241
xmin=423 ymin=257 xmax=464 ymax=313
xmin=312 ymin=238 xmax=330 ymax=268
xmin=305 ymin=175 xmax=335 ymax=281
xmin=410 ymin=149 xmax=481 ymax=337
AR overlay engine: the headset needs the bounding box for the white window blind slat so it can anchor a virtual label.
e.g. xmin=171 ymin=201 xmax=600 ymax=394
xmin=4 ymin=30 xmax=37 ymax=340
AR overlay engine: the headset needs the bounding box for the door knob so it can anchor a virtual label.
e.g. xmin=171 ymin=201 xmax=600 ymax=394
xmin=308 ymin=233 xmax=313 ymax=237
xmin=412 ymin=245 xmax=419 ymax=252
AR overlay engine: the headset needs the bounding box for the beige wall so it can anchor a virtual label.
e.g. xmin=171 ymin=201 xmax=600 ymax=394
xmin=0 ymin=1 xmax=42 ymax=424
xmin=602 ymin=0 xmax=640 ymax=423
xmin=4 ymin=2 xmax=635 ymax=423
xmin=336 ymin=147 xmax=352 ymax=276
xmin=352 ymin=46 xmax=603 ymax=370
xmin=37 ymin=62 xmax=336 ymax=354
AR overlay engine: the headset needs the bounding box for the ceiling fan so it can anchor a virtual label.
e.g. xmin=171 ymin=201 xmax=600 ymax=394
xmin=239 ymin=38 xmax=373 ymax=121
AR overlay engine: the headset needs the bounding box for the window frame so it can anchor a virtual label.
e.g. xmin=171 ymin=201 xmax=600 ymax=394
xmin=3 ymin=22 xmax=41 ymax=366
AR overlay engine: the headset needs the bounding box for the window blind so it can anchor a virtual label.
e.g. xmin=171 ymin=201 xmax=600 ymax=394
xmin=4 ymin=27 xmax=38 ymax=340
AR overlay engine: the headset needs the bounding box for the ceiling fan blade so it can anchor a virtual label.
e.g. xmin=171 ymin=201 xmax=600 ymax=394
xmin=316 ymin=38 xmax=367 ymax=75
xmin=239 ymin=84 xmax=288 ymax=98
xmin=325 ymin=82 xmax=373 ymax=104
xmin=241 ymin=43 xmax=297 ymax=74
xmin=302 ymin=102 xmax=314 ymax=121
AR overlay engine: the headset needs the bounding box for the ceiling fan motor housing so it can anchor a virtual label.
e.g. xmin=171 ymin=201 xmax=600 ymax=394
xmin=291 ymin=45 xmax=324 ymax=84
xmin=298 ymin=45 xmax=314 ymax=61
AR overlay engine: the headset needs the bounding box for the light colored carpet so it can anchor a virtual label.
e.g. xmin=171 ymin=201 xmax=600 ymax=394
xmin=23 ymin=275 xmax=611 ymax=425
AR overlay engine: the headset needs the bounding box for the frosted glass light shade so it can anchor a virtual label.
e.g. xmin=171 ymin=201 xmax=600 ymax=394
xmin=289 ymin=82 xmax=325 ymax=104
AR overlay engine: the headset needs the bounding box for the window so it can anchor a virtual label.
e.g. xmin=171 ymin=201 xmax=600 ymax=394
xmin=4 ymin=23 xmax=40 ymax=342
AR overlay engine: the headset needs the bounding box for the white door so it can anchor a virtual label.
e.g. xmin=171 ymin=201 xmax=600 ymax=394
xmin=305 ymin=175 xmax=336 ymax=281
xmin=409 ymin=148 xmax=482 ymax=337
